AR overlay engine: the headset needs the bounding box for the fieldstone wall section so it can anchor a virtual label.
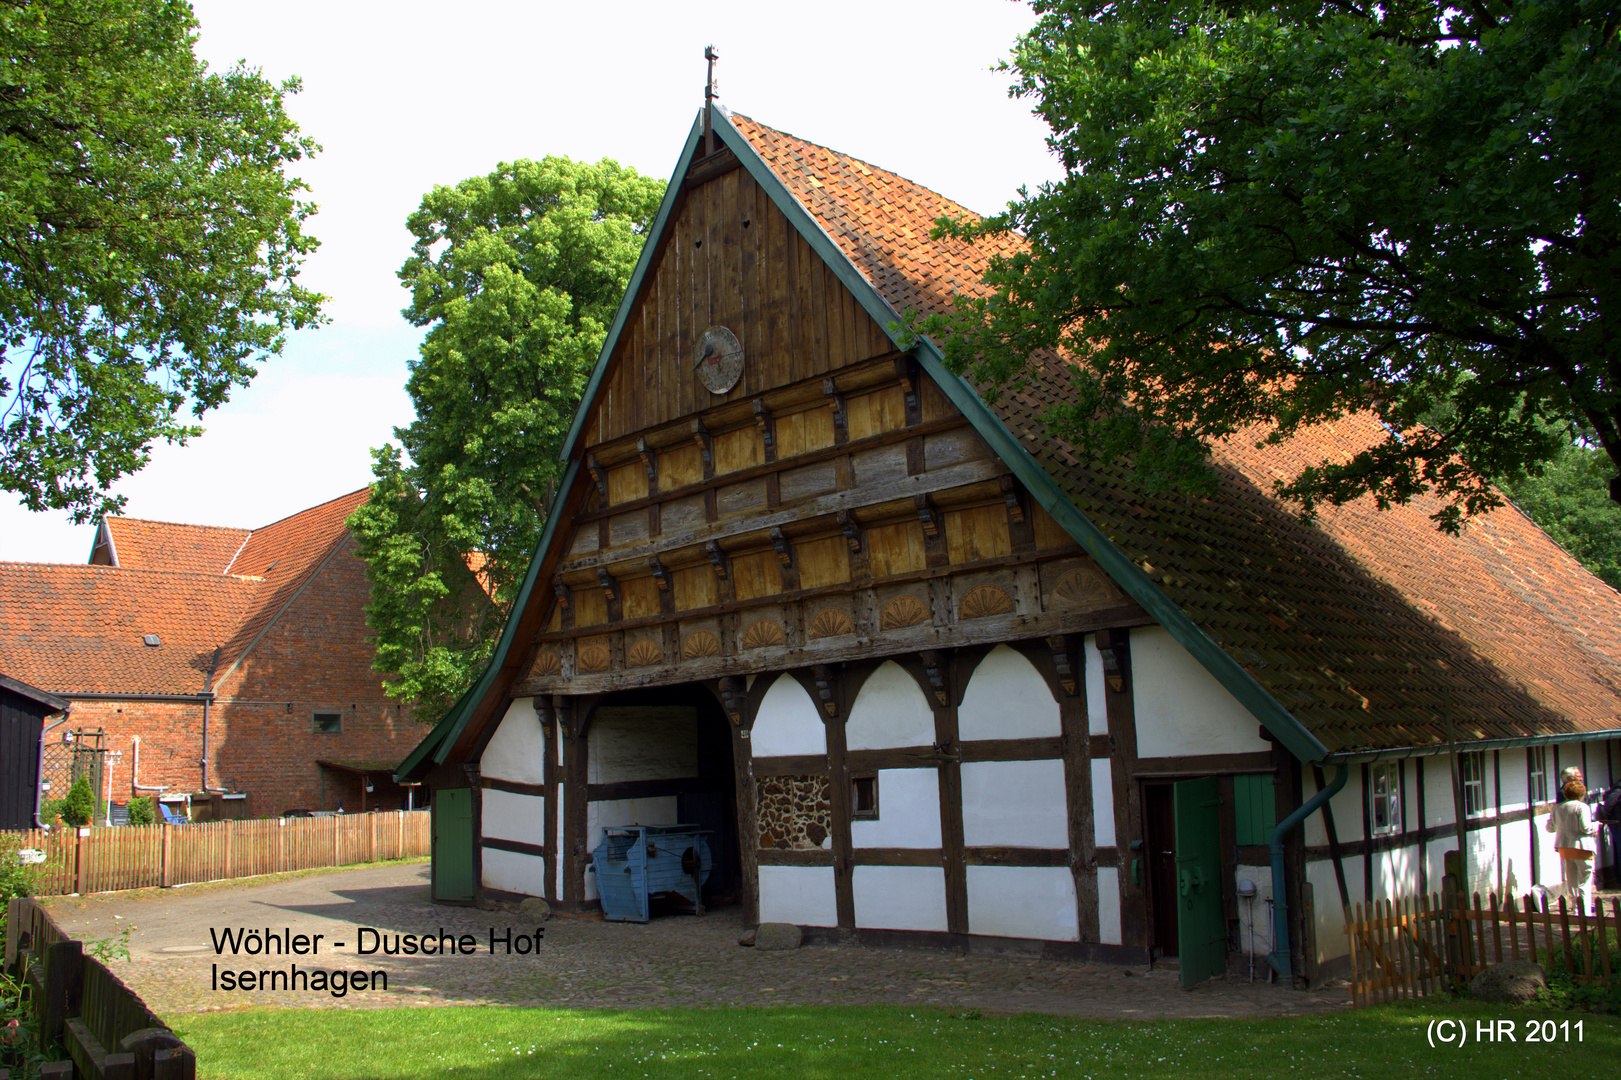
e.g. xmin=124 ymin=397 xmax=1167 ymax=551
xmin=756 ymin=774 xmax=831 ymax=850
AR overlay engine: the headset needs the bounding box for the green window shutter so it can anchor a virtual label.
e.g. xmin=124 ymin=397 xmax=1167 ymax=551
xmin=1232 ymin=774 xmax=1277 ymax=846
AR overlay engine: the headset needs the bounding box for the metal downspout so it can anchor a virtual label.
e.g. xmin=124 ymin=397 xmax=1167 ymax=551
xmin=200 ymin=646 xmax=224 ymax=793
xmin=1268 ymin=764 xmax=1349 ymax=980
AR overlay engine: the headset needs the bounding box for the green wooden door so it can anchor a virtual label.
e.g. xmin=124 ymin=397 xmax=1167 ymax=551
xmin=433 ymin=787 xmax=474 ymax=903
xmin=1173 ymin=777 xmax=1226 ymax=989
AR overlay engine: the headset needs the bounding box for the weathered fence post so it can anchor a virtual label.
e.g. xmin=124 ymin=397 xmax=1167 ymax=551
xmin=369 ymin=813 xmax=377 ymax=863
xmin=1441 ymin=850 xmax=1464 ymax=979
xmin=153 ymin=1045 xmax=197 ymax=1080
xmin=40 ymin=938 xmax=82 ymax=1046
xmin=277 ymin=818 xmax=285 ymax=873
xmin=159 ymin=823 xmax=173 ymax=888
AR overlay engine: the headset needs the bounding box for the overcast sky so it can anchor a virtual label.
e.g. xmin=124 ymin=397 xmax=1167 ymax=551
xmin=0 ymin=0 xmax=1063 ymax=564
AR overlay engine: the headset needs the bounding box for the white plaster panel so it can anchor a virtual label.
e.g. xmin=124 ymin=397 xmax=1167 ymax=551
xmin=961 ymin=759 xmax=1069 ymax=848
xmin=1233 ymin=866 xmax=1273 ymax=957
xmin=853 ymin=865 xmax=949 ymax=931
xmin=555 ymin=782 xmax=565 ymax=897
xmin=846 ymin=662 xmax=935 ymax=751
xmin=481 ymin=789 xmax=544 ymax=844
xmin=752 ymin=675 xmax=827 ymax=758
xmin=965 ymin=866 xmax=1078 ymax=941
xmin=1091 ymin=760 xmax=1116 ymax=847
xmin=851 ymin=769 xmax=941 ymax=848
xmin=1131 ymin=626 xmax=1271 ymax=759
xmin=958 ymin=645 xmax=1059 ymax=741
xmin=1096 ymin=867 xmax=1121 ymax=945
xmin=1308 ymin=861 xmax=1348 ymax=965
xmin=482 ymin=848 xmax=546 ymax=896
xmin=1085 ymin=636 xmax=1108 ymax=736
xmin=481 ymin=698 xmax=547 ymax=785
xmin=759 ymin=865 xmax=838 ymax=927
xmin=588 ymin=707 xmax=696 ymax=783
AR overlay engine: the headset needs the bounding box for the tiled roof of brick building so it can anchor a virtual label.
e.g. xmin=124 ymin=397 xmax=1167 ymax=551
xmin=97 ymin=518 xmax=250 ymax=575
xmin=0 ymin=490 xmax=370 ymax=696
xmin=732 ymin=114 xmax=1621 ymax=753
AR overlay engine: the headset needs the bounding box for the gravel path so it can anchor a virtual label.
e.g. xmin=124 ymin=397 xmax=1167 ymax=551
xmin=41 ymin=864 xmax=1350 ymax=1019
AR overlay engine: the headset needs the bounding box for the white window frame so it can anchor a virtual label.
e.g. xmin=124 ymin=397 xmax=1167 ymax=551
xmin=1528 ymin=745 xmax=1548 ymax=806
xmin=1371 ymin=761 xmax=1401 ymax=836
xmin=1460 ymin=752 xmax=1487 ymax=818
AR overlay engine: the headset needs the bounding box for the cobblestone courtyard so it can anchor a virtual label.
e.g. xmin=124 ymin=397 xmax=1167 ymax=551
xmin=42 ymin=863 xmax=1350 ymax=1019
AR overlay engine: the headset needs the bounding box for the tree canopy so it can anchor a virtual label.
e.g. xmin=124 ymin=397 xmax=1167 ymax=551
xmin=0 ymin=0 xmax=324 ymax=521
xmin=349 ymin=157 xmax=664 ymax=718
xmin=934 ymin=0 xmax=1621 ymax=530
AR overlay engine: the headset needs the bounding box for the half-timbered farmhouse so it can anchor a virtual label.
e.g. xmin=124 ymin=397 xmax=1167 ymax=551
xmin=398 ymin=106 xmax=1621 ymax=987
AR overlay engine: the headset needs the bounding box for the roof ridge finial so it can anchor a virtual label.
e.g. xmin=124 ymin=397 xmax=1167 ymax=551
xmin=703 ymin=44 xmax=719 ymax=156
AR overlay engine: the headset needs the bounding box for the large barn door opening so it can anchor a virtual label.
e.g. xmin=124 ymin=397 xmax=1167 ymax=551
xmin=1173 ymin=776 xmax=1227 ymax=988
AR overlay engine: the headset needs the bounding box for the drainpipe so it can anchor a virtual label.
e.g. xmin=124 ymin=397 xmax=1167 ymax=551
xmin=1268 ymin=763 xmax=1349 ymax=982
xmin=200 ymin=646 xmax=225 ymax=793
xmin=33 ymin=711 xmax=72 ymax=828
xmin=131 ymin=737 xmax=167 ymax=795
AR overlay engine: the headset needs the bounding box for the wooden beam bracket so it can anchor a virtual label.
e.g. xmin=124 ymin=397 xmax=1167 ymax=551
xmin=649 ymin=557 xmax=670 ymax=591
xmin=1097 ymin=628 xmax=1129 ymax=694
xmin=705 ymin=540 xmax=729 ymax=580
xmin=636 ymin=437 xmax=658 ymax=485
xmin=1045 ymin=634 xmax=1079 ymax=697
xmin=752 ymin=399 xmax=776 ymax=460
xmin=769 ymin=527 xmax=794 ymax=567
xmin=813 ymin=664 xmax=841 ymax=719
xmin=585 ymin=453 xmax=609 ymax=500
xmin=823 ymin=378 xmax=848 ymax=442
xmin=836 ymin=510 xmax=863 ymax=552
xmin=552 ymin=579 xmax=570 ymax=608
xmin=918 ymin=649 xmax=950 ymax=708
xmin=999 ymin=475 xmax=1026 ymax=524
xmin=914 ymin=494 xmax=940 ymax=538
xmin=718 ymin=676 xmax=747 ymax=725
xmin=596 ymin=568 xmax=619 ymax=602
xmin=895 ymin=356 xmax=920 ymax=420
xmin=691 ymin=419 xmax=714 ymax=471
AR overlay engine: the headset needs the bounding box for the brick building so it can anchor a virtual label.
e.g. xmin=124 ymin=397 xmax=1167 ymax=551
xmin=0 ymin=490 xmax=420 ymax=820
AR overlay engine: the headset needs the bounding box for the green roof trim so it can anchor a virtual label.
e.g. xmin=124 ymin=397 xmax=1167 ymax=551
xmin=394 ymin=459 xmax=583 ymax=780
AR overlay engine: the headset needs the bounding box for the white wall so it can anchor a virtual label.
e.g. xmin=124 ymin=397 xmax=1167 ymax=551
xmin=958 ymin=645 xmax=1059 ymax=740
xmin=482 ymin=698 xmax=546 ymax=785
xmin=1084 ymin=636 xmax=1108 ymax=736
xmin=852 ymin=865 xmax=948 ymax=931
xmin=1092 ymin=760 xmax=1115 ymax=847
xmin=961 ymin=759 xmax=1069 ymax=848
xmin=1131 ymin=626 xmax=1271 ymax=759
xmin=752 ymin=674 xmax=826 ymax=758
xmin=1232 ymin=866 xmax=1274 ymax=959
xmin=1097 ymin=867 xmax=1121 ymax=945
xmin=483 ymin=848 xmax=546 ymax=896
xmin=482 ymin=789 xmax=543 ymax=844
xmin=846 ymin=661 xmax=934 ymax=750
xmin=759 ymin=865 xmax=838 ymax=926
xmin=850 ymin=769 xmax=941 ymax=848
xmin=966 ymin=866 xmax=1078 ymax=941
xmin=588 ymin=706 xmax=696 ymax=783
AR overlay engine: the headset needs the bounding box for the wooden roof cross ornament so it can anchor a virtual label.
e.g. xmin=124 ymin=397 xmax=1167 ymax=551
xmin=703 ymin=45 xmax=719 ymax=156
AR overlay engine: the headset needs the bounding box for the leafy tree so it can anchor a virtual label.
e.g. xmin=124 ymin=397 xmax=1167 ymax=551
xmin=0 ymin=0 xmax=323 ymax=522
xmin=1501 ymin=440 xmax=1621 ymax=591
xmin=126 ymin=796 xmax=154 ymax=826
xmin=58 ymin=775 xmax=93 ymax=828
xmin=934 ymin=0 xmax=1621 ymax=529
xmin=351 ymin=157 xmax=664 ymax=719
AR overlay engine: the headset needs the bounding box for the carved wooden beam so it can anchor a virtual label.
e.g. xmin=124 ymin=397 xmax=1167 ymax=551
xmin=636 ymin=437 xmax=658 ymax=486
xmin=1045 ymin=634 xmax=1080 ymax=697
xmin=648 ymin=557 xmax=670 ymax=591
xmin=769 ymin=527 xmax=793 ymax=567
xmin=705 ymin=540 xmax=729 ymax=580
xmin=822 ymin=378 xmax=848 ymax=443
xmin=552 ymin=579 xmax=570 ymax=608
xmin=999 ymin=474 xmax=1026 ymax=524
xmin=894 ymin=355 xmax=919 ymax=418
xmin=752 ymin=399 xmax=776 ymax=460
xmin=918 ymin=649 xmax=950 ymax=708
xmin=718 ymin=676 xmax=747 ymax=725
xmin=836 ymin=509 xmax=862 ymax=552
xmin=1096 ymin=628 xmax=1129 ymax=694
xmin=596 ymin=568 xmax=619 ymax=602
xmin=914 ymin=494 xmax=939 ymax=538
xmin=691 ymin=418 xmax=713 ymax=471
xmin=585 ymin=453 xmax=609 ymax=500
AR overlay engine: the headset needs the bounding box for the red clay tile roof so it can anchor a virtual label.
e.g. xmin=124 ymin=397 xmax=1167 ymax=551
xmin=731 ymin=113 xmax=1621 ymax=753
xmin=0 ymin=563 xmax=259 ymax=694
xmin=100 ymin=518 xmax=251 ymax=574
xmin=0 ymin=490 xmax=370 ymax=696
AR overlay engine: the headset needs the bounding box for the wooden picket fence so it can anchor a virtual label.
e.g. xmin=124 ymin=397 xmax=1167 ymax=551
xmin=1344 ymin=891 xmax=1621 ymax=1008
xmin=4 ymin=810 xmax=429 ymax=898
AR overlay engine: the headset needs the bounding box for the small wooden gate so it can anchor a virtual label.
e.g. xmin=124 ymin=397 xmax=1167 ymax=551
xmin=1345 ymin=892 xmax=1621 ymax=1008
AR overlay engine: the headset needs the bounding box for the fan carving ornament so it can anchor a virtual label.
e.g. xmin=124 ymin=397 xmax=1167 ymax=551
xmin=959 ymin=583 xmax=1016 ymax=620
xmin=742 ymin=619 xmax=785 ymax=649
xmin=682 ymin=630 xmax=722 ymax=659
xmin=626 ymin=639 xmax=664 ymax=668
xmin=807 ymin=609 xmax=854 ymax=639
xmin=879 ymin=594 xmax=929 ymax=631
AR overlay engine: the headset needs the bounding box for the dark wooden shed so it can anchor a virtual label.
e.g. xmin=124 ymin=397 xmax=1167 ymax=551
xmin=0 ymin=675 xmax=68 ymax=830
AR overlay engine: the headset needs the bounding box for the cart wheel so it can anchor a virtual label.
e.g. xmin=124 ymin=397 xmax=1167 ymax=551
xmin=681 ymin=847 xmax=702 ymax=876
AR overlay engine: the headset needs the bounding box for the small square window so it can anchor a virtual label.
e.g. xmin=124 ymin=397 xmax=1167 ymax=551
xmin=1371 ymin=762 xmax=1401 ymax=836
xmin=1460 ymin=752 xmax=1486 ymax=818
xmin=312 ymin=712 xmax=342 ymax=735
xmin=1528 ymin=746 xmax=1548 ymax=805
xmin=851 ymin=773 xmax=878 ymax=820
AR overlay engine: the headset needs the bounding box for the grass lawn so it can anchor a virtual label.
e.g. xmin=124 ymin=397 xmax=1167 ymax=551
xmin=174 ymin=999 xmax=1615 ymax=1079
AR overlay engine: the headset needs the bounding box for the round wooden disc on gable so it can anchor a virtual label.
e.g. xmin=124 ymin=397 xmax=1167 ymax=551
xmin=694 ymin=326 xmax=744 ymax=394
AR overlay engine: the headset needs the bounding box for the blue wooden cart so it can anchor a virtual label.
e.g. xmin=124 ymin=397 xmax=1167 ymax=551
xmin=589 ymin=824 xmax=712 ymax=923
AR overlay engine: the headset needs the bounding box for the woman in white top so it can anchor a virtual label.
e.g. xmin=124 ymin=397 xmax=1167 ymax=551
xmin=1548 ymin=776 xmax=1599 ymax=914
